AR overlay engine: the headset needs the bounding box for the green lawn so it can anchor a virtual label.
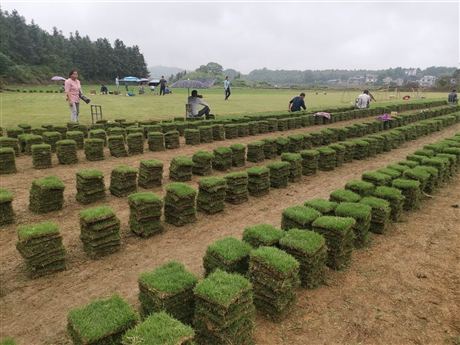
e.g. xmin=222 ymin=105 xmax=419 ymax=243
xmin=0 ymin=85 xmax=448 ymax=129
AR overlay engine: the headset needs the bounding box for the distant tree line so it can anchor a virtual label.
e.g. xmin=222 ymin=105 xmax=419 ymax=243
xmin=0 ymin=9 xmax=149 ymax=84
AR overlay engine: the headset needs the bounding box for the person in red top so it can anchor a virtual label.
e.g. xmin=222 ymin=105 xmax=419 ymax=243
xmin=65 ymin=69 xmax=83 ymax=122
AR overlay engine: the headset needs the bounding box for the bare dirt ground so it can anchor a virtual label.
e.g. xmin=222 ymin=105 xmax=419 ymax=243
xmin=1 ymin=119 xmax=459 ymax=345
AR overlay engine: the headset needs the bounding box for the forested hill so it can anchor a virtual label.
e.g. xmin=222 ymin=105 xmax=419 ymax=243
xmin=0 ymin=9 xmax=149 ymax=84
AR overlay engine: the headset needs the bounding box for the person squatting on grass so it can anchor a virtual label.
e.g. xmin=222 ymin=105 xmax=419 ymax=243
xmin=288 ymin=92 xmax=307 ymax=112
xmin=447 ymin=89 xmax=458 ymax=105
xmin=187 ymin=90 xmax=211 ymax=119
xmin=65 ymin=70 xmax=83 ymax=122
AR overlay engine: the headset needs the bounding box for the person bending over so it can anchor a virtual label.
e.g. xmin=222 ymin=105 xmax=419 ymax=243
xmin=187 ymin=90 xmax=211 ymax=119
xmin=355 ymin=90 xmax=372 ymax=109
xmin=447 ymin=89 xmax=458 ymax=105
xmin=288 ymin=92 xmax=307 ymax=112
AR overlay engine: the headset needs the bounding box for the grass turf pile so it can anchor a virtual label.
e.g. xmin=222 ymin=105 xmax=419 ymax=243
xmin=6 ymin=127 xmax=24 ymax=139
xmin=31 ymin=144 xmax=52 ymax=169
xmin=299 ymin=150 xmax=319 ymax=176
xmin=0 ymin=189 xmax=15 ymax=225
xmin=109 ymin=166 xmax=138 ymax=197
xmin=89 ymin=129 xmax=107 ymax=146
xmin=266 ymin=161 xmax=290 ymax=188
xmin=0 ymin=137 xmax=20 ymax=156
xmin=224 ymin=124 xmax=238 ymax=139
xmin=108 ymin=135 xmax=128 ymax=157
xmin=237 ymin=123 xmax=249 ymax=137
xmin=164 ymin=182 xmax=197 ymax=226
xmin=29 ymin=175 xmax=65 ymax=213
xmin=248 ymin=246 xmax=299 ymax=322
xmin=199 ymin=125 xmax=213 ymax=143
xmin=128 ymin=192 xmax=164 ymax=237
xmin=138 ymin=261 xmax=198 ymax=324
xmin=193 ymin=269 xmax=255 ymax=345
xmin=359 ymin=196 xmax=391 ymax=234
xmin=411 ymin=165 xmax=438 ymax=193
xmin=246 ymin=141 xmax=265 ymax=163
xmin=56 ymin=140 xmax=78 ymax=165
xmin=107 ymin=127 xmax=127 ymax=141
xmin=229 ymin=143 xmax=246 ymax=167
xmin=192 ymin=151 xmax=214 ymax=176
xmin=203 ymin=237 xmax=252 ymax=277
xmin=67 ymin=294 xmax=138 ymax=345
xmin=309 ymin=131 xmax=323 ymax=146
xmin=352 ymin=140 xmax=370 ymax=160
xmin=276 ymin=136 xmax=290 ymax=155
xmin=316 ymin=147 xmax=337 ymax=171
xmin=213 ymin=146 xmax=233 ymax=171
xmin=340 ymin=141 xmax=356 ymax=163
xmin=137 ymin=159 xmax=164 ymax=188
xmin=66 ymin=131 xmax=84 ymax=150
xmin=375 ymin=167 xmax=401 ymax=182
xmin=169 ymin=156 xmax=195 ymax=182
xmin=212 ymin=124 xmax=225 ymax=141
xmin=16 ymin=221 xmax=67 ymax=278
xmin=361 ymin=137 xmax=378 ymax=157
xmin=311 ymin=216 xmax=356 ymax=270
xmin=127 ymin=132 xmax=144 ymax=155
xmin=281 ymin=205 xmax=321 ymax=231
xmin=344 ymin=180 xmax=375 ymax=198
xmin=368 ymin=134 xmax=385 ymax=153
xmin=248 ymin=121 xmax=259 ymax=136
xmin=277 ymin=118 xmax=289 ymax=131
xmin=224 ymin=172 xmax=249 ymax=204
xmin=436 ymin=153 xmax=457 ymax=178
xmin=328 ymin=143 xmax=346 ymax=167
xmin=18 ymin=134 xmax=43 ymax=155
xmin=258 ymin=120 xmax=269 ymax=134
xmin=161 ymin=122 xmax=177 ymax=133
xmin=361 ymin=171 xmax=393 ymax=187
xmin=421 ymin=156 xmax=449 ymax=184
xmin=391 ymin=178 xmax=421 ymax=211
xmin=304 ymin=198 xmax=338 ymax=216
xmin=75 ymin=170 xmax=106 ymax=205
xmin=397 ymin=160 xmax=419 ymax=169
xmin=329 ymin=188 xmax=361 ymax=203
xmin=78 ymin=206 xmax=121 ymax=257
xmin=122 ymin=312 xmax=195 ymax=345
xmin=242 ymin=223 xmax=285 ymax=248
xmin=334 ymin=202 xmax=371 ymax=247
xmin=184 ymin=129 xmax=200 ymax=146
xmin=287 ymin=133 xmax=304 ymax=153
xmin=197 ymin=177 xmax=227 ymax=214
xmin=164 ymin=130 xmax=180 ymax=149
xmin=267 ymin=118 xmax=278 ymax=132
xmin=371 ymin=186 xmax=405 ymax=221
xmin=261 ymin=138 xmax=278 ymax=159
xmin=279 ymin=229 xmax=327 ymax=289
xmin=281 ymin=153 xmax=303 ymax=183
xmin=84 ymin=138 xmax=105 ymax=161
xmin=403 ymin=167 xmax=431 ymax=192
xmin=246 ymin=166 xmax=270 ymax=197
xmin=147 ymin=132 xmax=166 ymax=151
xmin=386 ymin=163 xmax=410 ymax=174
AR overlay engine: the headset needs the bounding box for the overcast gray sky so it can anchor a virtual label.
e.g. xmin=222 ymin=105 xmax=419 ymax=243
xmin=2 ymin=1 xmax=459 ymax=74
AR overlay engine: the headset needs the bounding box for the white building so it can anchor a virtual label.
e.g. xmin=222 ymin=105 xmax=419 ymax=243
xmin=366 ymin=74 xmax=378 ymax=83
xmin=418 ymin=75 xmax=436 ymax=87
xmin=405 ymin=69 xmax=417 ymax=76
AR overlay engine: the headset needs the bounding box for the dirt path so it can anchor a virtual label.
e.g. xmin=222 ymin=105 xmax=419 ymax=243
xmin=1 ymin=120 xmax=459 ymax=345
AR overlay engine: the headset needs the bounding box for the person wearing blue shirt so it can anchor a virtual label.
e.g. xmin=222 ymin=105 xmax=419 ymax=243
xmin=288 ymin=93 xmax=307 ymax=112
xmin=224 ymin=76 xmax=231 ymax=100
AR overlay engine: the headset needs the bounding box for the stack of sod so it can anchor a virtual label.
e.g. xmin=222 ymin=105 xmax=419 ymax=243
xmin=32 ymin=128 xmax=47 ymax=136
xmin=281 ymin=205 xmax=321 ymax=231
xmin=328 ymin=143 xmax=346 ymax=167
xmin=199 ymin=125 xmax=213 ymax=143
xmin=442 ymin=147 xmax=460 ymax=169
xmin=353 ymin=140 xmax=370 ymax=160
xmin=276 ymin=136 xmax=290 ymax=155
xmin=361 ymin=171 xmax=393 ymax=187
xmin=138 ymin=159 xmax=163 ymax=188
xmin=66 ymin=131 xmax=84 ymax=150
xmin=277 ymin=118 xmax=288 ymax=131
xmin=248 ymin=121 xmax=259 ymax=135
xmin=421 ymin=157 xmax=449 ymax=184
xmin=329 ymin=188 xmax=361 ymax=203
xmin=403 ymin=167 xmax=431 ymax=192
xmin=212 ymin=124 xmax=225 ymax=141
xmin=109 ymin=166 xmax=138 ymax=197
xmin=52 ymin=125 xmax=68 ymax=139
xmin=391 ymin=178 xmax=421 ymax=211
xmin=197 ymin=177 xmax=227 ymax=214
xmin=412 ymin=165 xmax=438 ymax=193
xmin=369 ymin=135 xmax=385 ymax=153
xmin=337 ymin=127 xmax=349 ymax=141
xmin=281 ymin=153 xmax=302 ymax=182
xmin=302 ymin=134 xmax=313 ymax=150
xmin=89 ymin=129 xmax=107 ymax=146
xmin=127 ymin=132 xmax=144 ymax=155
xmin=372 ymin=186 xmax=405 ymax=221
xmin=261 ymin=138 xmax=278 ymax=159
xmin=90 ymin=123 xmax=105 ymax=131
xmin=304 ymin=198 xmax=338 ymax=216
xmin=164 ymin=183 xmax=197 ymax=226
xmin=248 ymin=246 xmax=300 ymax=322
xmin=300 ymin=150 xmax=319 ymax=176
xmin=18 ymin=123 xmax=32 ymax=134
xmin=148 ymin=132 xmax=166 ymax=151
xmin=108 ymin=127 xmax=127 ymax=141
xmin=212 ymin=146 xmax=233 ymax=171
xmin=56 ymin=140 xmax=78 ymax=165
xmin=126 ymin=126 xmax=144 ymax=137
xmin=6 ymin=127 xmax=24 ymax=138
xmin=230 ymin=143 xmax=246 ymax=167
xmin=242 ymin=223 xmax=285 ymax=249
xmin=309 ymin=132 xmax=323 ymax=146
xmin=246 ymin=141 xmax=265 ymax=163
xmin=128 ymin=192 xmax=164 ymax=237
xmin=108 ymin=135 xmax=129 ymax=157
xmin=224 ymin=124 xmax=238 ymax=139
xmin=29 ymin=176 xmax=65 ymax=213
xmin=184 ymin=129 xmax=200 ymax=145
xmin=203 ymin=237 xmax=252 ymax=277
xmin=16 ymin=221 xmax=67 ymax=278
xmin=414 ymin=148 xmax=435 ymax=158
xmin=387 ymin=163 xmax=410 ymax=175
xmin=169 ymin=156 xmax=195 ymax=182
xmin=311 ymin=216 xmax=356 ymax=270
xmin=287 ymin=134 xmax=304 ymax=153
xmin=75 ymin=170 xmax=106 ymax=205
xmin=193 ymin=269 xmax=255 ymax=345
xmin=237 ymin=123 xmax=249 ymax=137
xmin=436 ymin=153 xmax=457 ymax=178
xmin=288 ymin=118 xmax=297 ymax=130
xmin=335 ymin=202 xmax=372 ymax=247
xmin=344 ymin=125 xmax=356 ymax=137
xmin=359 ymin=196 xmax=391 ymax=234
xmin=192 ymin=151 xmax=214 ymax=176
xmin=122 ymin=312 xmax=195 ymax=345
xmin=78 ymin=206 xmax=121 ymax=257
xmin=376 ymin=167 xmax=401 ymax=182
xmin=267 ymin=118 xmax=278 ymax=132
xmin=18 ymin=134 xmax=43 ymax=155
xmin=0 ymin=189 xmax=15 ymax=225
xmin=317 ymin=147 xmax=337 ymax=171
xmin=344 ymin=180 xmax=375 ymax=198
xmin=362 ymin=137 xmax=378 ymax=157
xmin=259 ymin=120 xmax=269 ymax=134
xmin=0 ymin=137 xmax=20 ymax=156
xmin=31 ymin=144 xmax=52 ymax=169
xmin=67 ymin=294 xmax=138 ymax=345
xmin=279 ymin=229 xmax=327 ymax=289
xmin=353 ymin=123 xmax=366 ymax=137
xmin=160 ymin=122 xmax=176 ymax=133
xmin=224 ymin=172 xmax=249 ymax=204
xmin=84 ymin=138 xmax=105 ymax=161
xmin=0 ymin=148 xmax=18 ymax=174
xmin=341 ymin=141 xmax=356 ymax=163
xmin=164 ymin=130 xmax=180 ymax=149
xmin=246 ymin=166 xmax=270 ymax=197
xmin=266 ymin=161 xmax=290 ymax=188
xmin=320 ymin=129 xmax=333 ymax=145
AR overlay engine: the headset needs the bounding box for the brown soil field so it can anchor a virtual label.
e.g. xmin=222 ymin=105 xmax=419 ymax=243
xmin=1 ymin=119 xmax=459 ymax=345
